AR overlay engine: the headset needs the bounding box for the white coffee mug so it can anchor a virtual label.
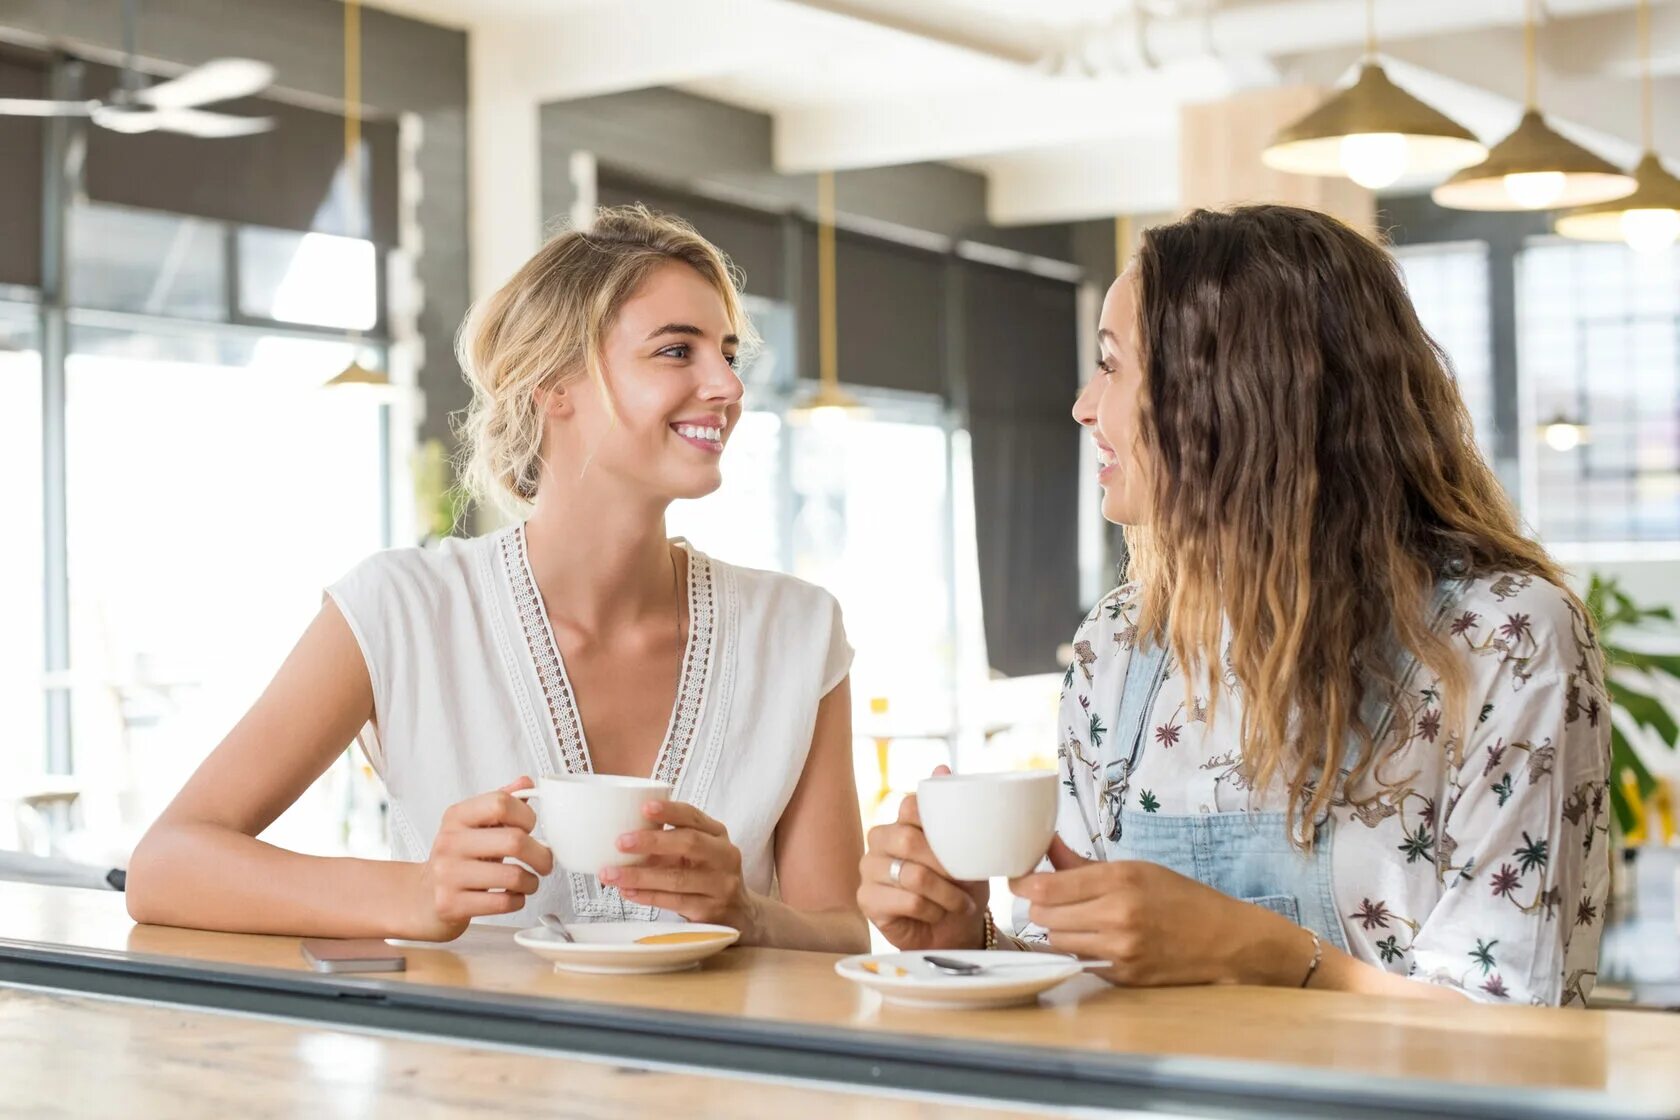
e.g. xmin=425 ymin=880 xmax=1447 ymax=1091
xmin=916 ymin=770 xmax=1058 ymax=880
xmin=513 ymin=774 xmax=673 ymax=875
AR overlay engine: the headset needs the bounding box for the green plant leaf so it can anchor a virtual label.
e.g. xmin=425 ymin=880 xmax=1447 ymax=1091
xmin=1610 ymin=726 xmax=1658 ymax=835
xmin=1585 ymin=572 xmax=1675 ymax=838
xmin=1615 ymin=730 xmax=1657 ymax=789
xmin=1586 ymin=582 xmax=1607 ymax=628
xmin=1606 ymin=648 xmax=1680 ymax=680
xmin=1608 ymin=679 xmax=1679 ymax=746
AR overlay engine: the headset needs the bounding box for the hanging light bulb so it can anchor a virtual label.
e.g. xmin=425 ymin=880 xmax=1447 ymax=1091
xmin=1622 ymin=206 xmax=1680 ymax=254
xmin=1339 ymin=132 xmax=1410 ymax=189
xmin=1503 ymin=171 xmax=1567 ymax=209
xmin=1556 ymin=0 xmax=1680 ymax=254
xmin=1540 ymin=414 xmax=1590 ymax=452
xmin=1556 ymin=153 xmax=1680 ymax=253
xmin=1262 ymin=0 xmax=1484 ymax=187
xmin=1434 ymin=0 xmax=1635 ymax=211
xmin=798 ymin=395 xmax=862 ymax=430
xmin=1543 ymin=423 xmax=1581 ymax=452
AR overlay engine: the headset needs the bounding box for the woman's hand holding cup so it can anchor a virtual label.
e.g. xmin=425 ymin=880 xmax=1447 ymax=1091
xmin=410 ymin=776 xmax=555 ymax=940
xmin=601 ymin=800 xmax=758 ymax=934
xmin=857 ymin=765 xmax=990 ymax=951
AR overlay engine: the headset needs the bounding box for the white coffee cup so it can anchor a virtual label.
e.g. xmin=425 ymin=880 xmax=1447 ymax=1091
xmin=916 ymin=770 xmax=1059 ymax=881
xmin=513 ymin=775 xmax=673 ymax=875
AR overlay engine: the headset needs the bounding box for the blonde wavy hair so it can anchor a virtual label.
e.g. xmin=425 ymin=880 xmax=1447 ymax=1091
xmin=454 ymin=205 xmax=753 ymax=513
xmin=1124 ymin=205 xmax=1587 ymax=845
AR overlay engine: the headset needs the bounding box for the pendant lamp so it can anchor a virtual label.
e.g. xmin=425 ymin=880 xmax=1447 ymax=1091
xmin=1433 ymin=0 xmax=1636 ymax=211
xmin=1555 ymin=0 xmax=1680 ymax=254
xmin=1262 ymin=0 xmax=1485 ymax=189
xmin=1540 ymin=413 xmax=1590 ymax=452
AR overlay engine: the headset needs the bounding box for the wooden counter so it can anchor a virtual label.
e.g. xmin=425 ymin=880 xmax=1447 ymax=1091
xmin=3 ymin=882 xmax=1677 ymax=1118
xmin=0 ymin=986 xmax=1045 ymax=1119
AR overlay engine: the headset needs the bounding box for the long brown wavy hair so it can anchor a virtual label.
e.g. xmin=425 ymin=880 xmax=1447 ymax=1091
xmin=1124 ymin=204 xmax=1581 ymax=845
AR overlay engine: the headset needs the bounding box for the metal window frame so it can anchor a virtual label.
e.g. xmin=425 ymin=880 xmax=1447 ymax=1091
xmin=38 ymin=53 xmax=77 ymax=776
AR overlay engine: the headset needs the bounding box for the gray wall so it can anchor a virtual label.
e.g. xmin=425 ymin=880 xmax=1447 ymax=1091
xmin=0 ymin=48 xmax=45 ymax=288
xmin=962 ymin=261 xmax=1084 ymax=674
xmin=0 ymin=0 xmax=471 ymax=451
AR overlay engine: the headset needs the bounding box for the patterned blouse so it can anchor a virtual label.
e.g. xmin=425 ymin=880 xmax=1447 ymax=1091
xmin=1031 ymin=571 xmax=1613 ymax=1006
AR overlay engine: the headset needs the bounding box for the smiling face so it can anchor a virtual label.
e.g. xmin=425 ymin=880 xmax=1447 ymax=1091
xmin=548 ymin=260 xmax=745 ymax=503
xmin=1072 ymin=269 xmax=1152 ymax=525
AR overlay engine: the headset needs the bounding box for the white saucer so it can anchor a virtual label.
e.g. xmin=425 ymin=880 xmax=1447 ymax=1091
xmin=514 ymin=921 xmax=739 ymax=975
xmin=835 ymin=949 xmax=1087 ymax=1009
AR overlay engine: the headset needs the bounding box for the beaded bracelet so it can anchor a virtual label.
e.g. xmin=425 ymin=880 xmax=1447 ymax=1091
xmin=1299 ymin=929 xmax=1324 ymax=988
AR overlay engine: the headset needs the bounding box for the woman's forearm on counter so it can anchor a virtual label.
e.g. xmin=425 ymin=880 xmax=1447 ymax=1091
xmin=744 ymin=892 xmax=870 ymax=954
xmin=125 ymin=821 xmax=428 ymax=940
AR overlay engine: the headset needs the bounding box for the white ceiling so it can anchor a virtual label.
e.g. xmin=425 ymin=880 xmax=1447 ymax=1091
xmin=363 ymin=0 xmax=1680 ymax=225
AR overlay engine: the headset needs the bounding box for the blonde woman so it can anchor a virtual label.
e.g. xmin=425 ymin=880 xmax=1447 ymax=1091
xmin=860 ymin=206 xmax=1612 ymax=1005
xmin=128 ymin=207 xmax=868 ymax=952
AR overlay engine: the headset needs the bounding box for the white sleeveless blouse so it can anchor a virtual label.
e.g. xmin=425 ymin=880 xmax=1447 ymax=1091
xmin=326 ymin=524 xmax=851 ymax=927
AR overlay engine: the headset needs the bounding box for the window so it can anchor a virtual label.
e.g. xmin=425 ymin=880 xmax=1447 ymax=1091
xmin=0 ymin=301 xmax=43 ymax=797
xmin=31 ymin=199 xmax=397 ymax=856
xmin=63 ymin=203 xmax=383 ymax=334
xmin=61 ymin=323 xmax=390 ymax=850
xmin=666 ymin=300 xmax=963 ymax=731
xmin=788 ymin=400 xmax=957 ymax=724
xmin=1518 ymin=240 xmax=1680 ymax=544
xmin=1395 ymin=241 xmax=1496 ymax=455
xmin=238 ymin=225 xmax=379 ymax=331
xmin=67 ymin=204 xmax=225 ymax=321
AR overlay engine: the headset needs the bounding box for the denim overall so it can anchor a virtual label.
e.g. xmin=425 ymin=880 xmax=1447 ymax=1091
xmin=1096 ymin=577 xmax=1469 ymax=952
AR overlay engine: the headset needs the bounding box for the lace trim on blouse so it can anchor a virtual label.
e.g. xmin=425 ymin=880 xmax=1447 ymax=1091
xmin=500 ymin=525 xmax=715 ymax=918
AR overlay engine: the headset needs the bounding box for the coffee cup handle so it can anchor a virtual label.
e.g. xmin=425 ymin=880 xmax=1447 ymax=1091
xmin=509 ymin=789 xmax=545 ymax=843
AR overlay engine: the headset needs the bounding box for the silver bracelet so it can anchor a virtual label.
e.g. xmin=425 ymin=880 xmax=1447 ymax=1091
xmin=1299 ymin=929 xmax=1323 ymax=988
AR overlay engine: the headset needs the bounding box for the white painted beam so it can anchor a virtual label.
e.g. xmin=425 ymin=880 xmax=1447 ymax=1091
xmin=481 ymin=0 xmax=795 ymax=104
xmin=772 ymin=58 xmax=1238 ymax=173
xmin=976 ymin=138 xmax=1181 ymax=225
xmin=1127 ymin=0 xmax=1643 ymax=71
xmin=473 ymin=0 xmax=1022 ymax=108
xmin=1537 ymin=0 xmax=1680 ymax=78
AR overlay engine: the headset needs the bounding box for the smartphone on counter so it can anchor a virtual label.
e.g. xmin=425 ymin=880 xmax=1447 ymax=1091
xmin=301 ymin=938 xmax=407 ymax=974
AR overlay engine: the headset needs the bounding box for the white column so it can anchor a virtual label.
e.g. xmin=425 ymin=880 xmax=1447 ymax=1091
xmin=468 ymin=26 xmax=543 ymax=302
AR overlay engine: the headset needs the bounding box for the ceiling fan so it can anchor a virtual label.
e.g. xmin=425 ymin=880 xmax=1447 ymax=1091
xmin=0 ymin=0 xmax=274 ymax=138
